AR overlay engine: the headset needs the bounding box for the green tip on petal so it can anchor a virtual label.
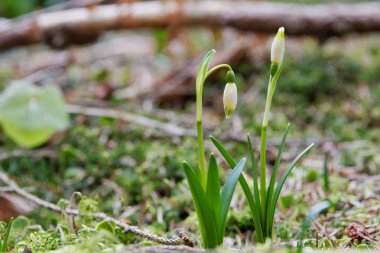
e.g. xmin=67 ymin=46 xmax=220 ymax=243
xmin=225 ymin=107 xmax=234 ymax=119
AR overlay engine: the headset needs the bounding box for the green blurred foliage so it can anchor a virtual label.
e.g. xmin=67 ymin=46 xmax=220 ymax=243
xmin=0 ymin=0 xmax=65 ymax=18
xmin=0 ymin=0 xmax=37 ymax=18
xmin=0 ymin=81 xmax=68 ymax=148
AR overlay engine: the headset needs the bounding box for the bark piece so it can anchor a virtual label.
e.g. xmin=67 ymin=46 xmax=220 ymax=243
xmin=1 ymin=1 xmax=380 ymax=50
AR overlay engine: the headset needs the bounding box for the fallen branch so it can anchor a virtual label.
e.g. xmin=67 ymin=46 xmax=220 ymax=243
xmin=0 ymin=170 xmax=192 ymax=246
xmin=0 ymin=149 xmax=57 ymax=161
xmin=0 ymin=187 xmax=13 ymax=192
xmin=66 ymin=104 xmax=195 ymax=137
xmin=2 ymin=1 xmax=380 ymax=50
xmin=14 ymin=0 xmax=107 ymax=21
xmin=123 ymin=245 xmax=205 ymax=253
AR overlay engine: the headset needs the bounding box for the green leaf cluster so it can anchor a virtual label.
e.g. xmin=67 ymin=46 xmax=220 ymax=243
xmin=183 ymin=156 xmax=246 ymax=249
xmin=211 ymin=121 xmax=313 ymax=243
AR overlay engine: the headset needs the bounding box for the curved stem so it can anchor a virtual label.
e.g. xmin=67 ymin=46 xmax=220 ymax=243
xmin=206 ymin=64 xmax=232 ymax=79
xmin=196 ymin=63 xmax=232 ymax=189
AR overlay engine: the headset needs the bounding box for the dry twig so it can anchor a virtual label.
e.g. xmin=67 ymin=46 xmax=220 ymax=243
xmin=66 ymin=104 xmax=330 ymax=150
xmin=0 ymin=149 xmax=57 ymax=161
xmin=66 ymin=104 xmax=195 ymax=137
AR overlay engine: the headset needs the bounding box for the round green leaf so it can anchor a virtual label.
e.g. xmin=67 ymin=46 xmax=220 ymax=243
xmin=95 ymin=220 xmax=116 ymax=234
xmin=0 ymin=81 xmax=68 ymax=148
xmin=12 ymin=216 xmax=29 ymax=230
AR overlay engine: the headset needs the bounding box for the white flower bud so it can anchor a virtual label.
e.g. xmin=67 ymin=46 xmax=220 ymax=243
xmin=223 ymin=82 xmax=237 ymax=119
xmin=271 ymin=27 xmax=285 ymax=65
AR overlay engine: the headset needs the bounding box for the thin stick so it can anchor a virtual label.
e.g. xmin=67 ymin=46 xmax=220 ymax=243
xmin=0 ymin=150 xmax=57 ymax=161
xmin=68 ymin=103 xmax=331 ymax=147
xmin=66 ymin=104 xmax=195 ymax=137
xmin=0 ymin=170 xmax=192 ymax=247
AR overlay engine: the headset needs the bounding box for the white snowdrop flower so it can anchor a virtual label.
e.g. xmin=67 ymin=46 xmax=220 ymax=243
xmin=271 ymin=27 xmax=285 ymax=65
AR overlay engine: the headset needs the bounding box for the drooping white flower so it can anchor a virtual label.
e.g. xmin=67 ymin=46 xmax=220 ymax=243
xmin=223 ymin=82 xmax=237 ymax=119
xmin=271 ymin=27 xmax=285 ymax=65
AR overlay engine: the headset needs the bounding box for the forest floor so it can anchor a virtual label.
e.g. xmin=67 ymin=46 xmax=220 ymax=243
xmin=0 ymin=28 xmax=379 ymax=252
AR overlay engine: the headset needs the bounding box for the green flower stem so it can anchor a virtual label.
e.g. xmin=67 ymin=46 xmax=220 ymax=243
xmin=259 ymin=124 xmax=267 ymax=216
xmin=196 ymin=63 xmax=233 ymax=189
xmin=262 ymin=78 xmax=275 ymax=128
xmin=205 ymin=64 xmax=232 ymax=79
xmin=259 ymin=62 xmax=283 ymax=232
xmin=196 ymin=120 xmax=207 ymax=189
xmin=259 ymin=77 xmax=272 ymax=217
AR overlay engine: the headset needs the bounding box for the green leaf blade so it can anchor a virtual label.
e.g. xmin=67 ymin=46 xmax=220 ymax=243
xmin=268 ymin=143 xmax=314 ymax=236
xmin=297 ymin=201 xmax=330 ymax=252
xmin=206 ymin=153 xmax=221 ymax=241
xmin=219 ymin=158 xmax=246 ymax=239
xmin=183 ymin=161 xmax=219 ymax=248
xmin=210 ymin=135 xmax=265 ymax=242
xmin=1 ymin=217 xmax=13 ymax=252
xmin=196 ymin=49 xmax=216 ymax=95
xmin=209 ymin=135 xmax=235 ymax=168
xmin=265 ymin=123 xmax=290 ymax=235
xmin=247 ymin=135 xmax=264 ymax=228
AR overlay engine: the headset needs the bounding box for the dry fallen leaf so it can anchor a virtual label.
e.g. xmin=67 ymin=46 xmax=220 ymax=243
xmin=0 ymin=194 xmax=35 ymax=221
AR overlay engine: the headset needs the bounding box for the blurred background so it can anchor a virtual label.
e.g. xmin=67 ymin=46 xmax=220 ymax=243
xmin=0 ymin=0 xmax=379 ymax=250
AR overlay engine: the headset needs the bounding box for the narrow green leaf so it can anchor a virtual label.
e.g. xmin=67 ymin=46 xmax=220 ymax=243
xmin=219 ymin=158 xmax=246 ymax=239
xmin=1 ymin=217 xmax=13 ymax=252
xmin=323 ymin=152 xmax=330 ymax=192
xmin=247 ymin=135 xmax=263 ymax=226
xmin=297 ymin=201 xmax=330 ymax=252
xmin=183 ymin=161 xmax=219 ymax=248
xmin=206 ymin=153 xmax=221 ymax=241
xmin=209 ymin=135 xmax=235 ymax=167
xmin=240 ymin=173 xmax=265 ymax=242
xmin=265 ymin=123 xmax=290 ymax=236
xmin=194 ymin=163 xmax=201 ymax=180
xmin=268 ymin=143 xmax=314 ymax=236
xmin=209 ymin=135 xmax=265 ymax=242
xmin=196 ymin=50 xmax=216 ymax=95
xmin=183 ymin=161 xmax=209 ymax=247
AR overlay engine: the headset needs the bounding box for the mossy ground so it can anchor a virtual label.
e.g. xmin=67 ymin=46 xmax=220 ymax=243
xmin=0 ymin=28 xmax=379 ymax=252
